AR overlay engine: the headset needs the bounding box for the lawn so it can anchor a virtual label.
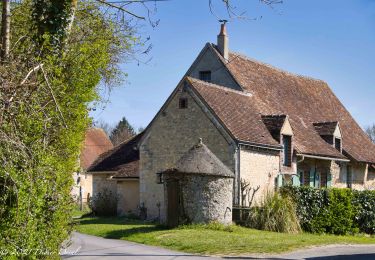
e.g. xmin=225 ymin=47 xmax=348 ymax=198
xmin=75 ymin=216 xmax=375 ymax=256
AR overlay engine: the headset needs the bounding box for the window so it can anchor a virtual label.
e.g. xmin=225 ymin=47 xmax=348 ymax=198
xmin=179 ymin=98 xmax=188 ymax=109
xmin=283 ymin=135 xmax=292 ymax=167
xmin=199 ymin=71 xmax=211 ymax=82
xmin=347 ymin=165 xmax=352 ymax=189
xmin=335 ymin=138 xmax=341 ymax=152
xmin=320 ymin=172 xmax=327 ymax=188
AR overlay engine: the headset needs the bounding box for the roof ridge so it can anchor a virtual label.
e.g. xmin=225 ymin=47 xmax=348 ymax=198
xmin=228 ymin=50 xmax=327 ymax=84
xmin=186 ymin=76 xmax=252 ymax=97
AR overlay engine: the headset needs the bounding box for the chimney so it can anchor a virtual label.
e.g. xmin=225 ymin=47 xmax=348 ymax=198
xmin=217 ymin=22 xmax=229 ymax=61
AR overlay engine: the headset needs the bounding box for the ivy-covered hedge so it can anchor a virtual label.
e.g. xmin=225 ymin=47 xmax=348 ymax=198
xmin=280 ymin=186 xmax=375 ymax=235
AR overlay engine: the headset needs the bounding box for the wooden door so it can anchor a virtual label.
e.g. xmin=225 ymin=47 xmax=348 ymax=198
xmin=167 ymin=180 xmax=180 ymax=227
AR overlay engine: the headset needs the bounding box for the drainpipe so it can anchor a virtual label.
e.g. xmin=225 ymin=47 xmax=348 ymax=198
xmin=297 ymin=155 xmax=305 ymax=163
xmin=234 ymin=145 xmax=241 ymax=206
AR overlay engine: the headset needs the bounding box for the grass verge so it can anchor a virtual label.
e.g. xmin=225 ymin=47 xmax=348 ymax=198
xmin=75 ymin=217 xmax=375 ymax=255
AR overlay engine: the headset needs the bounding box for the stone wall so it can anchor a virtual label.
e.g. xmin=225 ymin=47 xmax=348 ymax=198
xmin=178 ymin=174 xmax=233 ymax=225
xmin=116 ymin=180 xmax=140 ymax=216
xmin=188 ymin=46 xmax=241 ymax=91
xmin=140 ymin=85 xmax=236 ymax=222
xmin=92 ymin=173 xmax=116 ymax=196
xmin=239 ymin=147 xmax=280 ymax=205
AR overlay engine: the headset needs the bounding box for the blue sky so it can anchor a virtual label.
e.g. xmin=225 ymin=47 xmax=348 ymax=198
xmin=91 ymin=0 xmax=375 ymax=131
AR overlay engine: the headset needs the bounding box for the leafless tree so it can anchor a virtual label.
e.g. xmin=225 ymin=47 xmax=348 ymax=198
xmin=240 ymin=179 xmax=260 ymax=207
xmin=366 ymin=124 xmax=375 ymax=143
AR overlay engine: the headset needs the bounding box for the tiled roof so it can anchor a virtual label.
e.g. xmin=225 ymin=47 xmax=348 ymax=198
xmin=221 ymin=50 xmax=367 ymax=161
xmin=80 ymin=128 xmax=113 ymax=170
xmin=112 ymin=161 xmax=139 ymax=179
xmin=187 ymin=77 xmax=280 ymax=148
xmin=313 ymin=122 xmax=338 ymax=136
xmin=261 ymin=115 xmax=287 ymax=142
xmin=87 ymin=133 xmax=143 ymax=177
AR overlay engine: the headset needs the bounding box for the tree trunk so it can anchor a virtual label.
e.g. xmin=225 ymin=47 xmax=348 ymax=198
xmin=1 ymin=0 xmax=10 ymax=61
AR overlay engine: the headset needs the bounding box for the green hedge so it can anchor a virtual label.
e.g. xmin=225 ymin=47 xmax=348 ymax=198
xmin=280 ymin=186 xmax=375 ymax=235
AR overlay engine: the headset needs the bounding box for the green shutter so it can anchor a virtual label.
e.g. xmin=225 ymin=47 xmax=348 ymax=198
xmin=327 ymin=173 xmax=332 ymax=187
xmin=277 ymin=174 xmax=283 ymax=188
xmin=315 ymin=171 xmax=320 ymax=188
xmin=292 ymin=174 xmax=300 ymax=186
xmin=309 ymin=168 xmax=315 ymax=187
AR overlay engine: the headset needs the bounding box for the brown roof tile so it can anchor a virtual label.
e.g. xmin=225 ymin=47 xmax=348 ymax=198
xmin=212 ymin=47 xmax=374 ymax=162
xmin=87 ymin=133 xmax=143 ymax=176
xmin=187 ymin=77 xmax=280 ymax=148
xmin=313 ymin=122 xmax=339 ymax=136
xmin=112 ymin=161 xmax=139 ymax=179
xmin=80 ymin=128 xmax=113 ymax=170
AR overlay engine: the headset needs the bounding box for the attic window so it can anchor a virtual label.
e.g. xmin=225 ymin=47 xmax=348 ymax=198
xmin=335 ymin=138 xmax=341 ymax=152
xmin=283 ymin=135 xmax=292 ymax=167
xmin=179 ymin=98 xmax=188 ymax=109
xmin=199 ymin=71 xmax=211 ymax=82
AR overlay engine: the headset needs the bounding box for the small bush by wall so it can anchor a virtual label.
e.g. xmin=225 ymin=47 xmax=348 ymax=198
xmin=280 ymin=186 xmax=375 ymax=235
xmin=89 ymin=188 xmax=118 ymax=216
xmin=246 ymin=193 xmax=301 ymax=234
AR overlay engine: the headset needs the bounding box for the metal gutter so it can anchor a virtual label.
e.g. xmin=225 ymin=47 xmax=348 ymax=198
xmin=297 ymin=153 xmax=350 ymax=162
xmin=238 ymin=141 xmax=282 ymax=151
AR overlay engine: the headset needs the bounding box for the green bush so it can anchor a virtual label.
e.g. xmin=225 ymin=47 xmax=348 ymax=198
xmin=352 ymin=190 xmax=375 ymax=234
xmin=90 ymin=188 xmax=118 ymax=216
xmin=247 ymin=193 xmax=301 ymax=234
xmin=281 ymin=186 xmax=375 ymax=235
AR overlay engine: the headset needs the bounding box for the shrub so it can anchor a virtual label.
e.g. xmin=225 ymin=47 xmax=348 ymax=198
xmin=90 ymin=188 xmax=118 ymax=216
xmin=247 ymin=193 xmax=301 ymax=234
xmin=352 ymin=190 xmax=375 ymax=234
xmin=280 ymin=186 xmax=328 ymax=232
xmin=280 ymin=186 xmax=375 ymax=235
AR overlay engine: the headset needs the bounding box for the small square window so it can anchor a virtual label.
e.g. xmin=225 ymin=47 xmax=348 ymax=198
xmin=199 ymin=71 xmax=211 ymax=82
xmin=179 ymin=98 xmax=188 ymax=109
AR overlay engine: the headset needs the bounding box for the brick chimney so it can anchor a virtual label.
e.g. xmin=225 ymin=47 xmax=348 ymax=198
xmin=217 ymin=22 xmax=229 ymax=61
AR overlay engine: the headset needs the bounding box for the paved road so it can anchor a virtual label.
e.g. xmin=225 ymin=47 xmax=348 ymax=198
xmin=61 ymin=232 xmax=375 ymax=260
xmin=61 ymin=232 xmax=218 ymax=259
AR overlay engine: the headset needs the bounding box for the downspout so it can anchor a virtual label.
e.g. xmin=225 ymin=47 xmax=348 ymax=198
xmin=234 ymin=145 xmax=241 ymax=206
xmin=297 ymin=155 xmax=305 ymax=163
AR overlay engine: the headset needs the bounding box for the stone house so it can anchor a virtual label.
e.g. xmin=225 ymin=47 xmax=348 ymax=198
xmin=138 ymin=24 xmax=375 ymax=223
xmin=72 ymin=128 xmax=113 ymax=205
xmin=87 ymin=133 xmax=143 ymax=216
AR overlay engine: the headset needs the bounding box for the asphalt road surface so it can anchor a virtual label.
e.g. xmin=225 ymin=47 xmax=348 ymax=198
xmin=61 ymin=232 xmax=375 ymax=260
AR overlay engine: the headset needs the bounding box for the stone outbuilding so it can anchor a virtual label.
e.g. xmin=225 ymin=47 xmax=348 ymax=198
xmin=87 ymin=133 xmax=143 ymax=216
xmin=161 ymin=140 xmax=234 ymax=227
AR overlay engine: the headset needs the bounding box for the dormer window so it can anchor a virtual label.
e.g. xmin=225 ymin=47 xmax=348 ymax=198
xmin=335 ymin=138 xmax=342 ymax=152
xmin=283 ymin=135 xmax=292 ymax=167
xmin=199 ymin=71 xmax=211 ymax=82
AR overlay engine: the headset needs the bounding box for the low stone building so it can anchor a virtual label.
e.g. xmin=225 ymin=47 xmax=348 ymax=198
xmin=72 ymin=128 xmax=113 ymax=205
xmin=161 ymin=140 xmax=234 ymax=227
xmin=137 ymin=23 xmax=375 ymax=223
xmin=87 ymin=133 xmax=143 ymax=216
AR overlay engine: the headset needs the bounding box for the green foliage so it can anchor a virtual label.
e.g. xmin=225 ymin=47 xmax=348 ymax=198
xmin=352 ymin=190 xmax=375 ymax=234
xmin=247 ymin=193 xmax=301 ymax=234
xmin=89 ymin=188 xmax=118 ymax=216
xmin=0 ymin=1 xmax=138 ymax=258
xmin=110 ymin=116 xmax=136 ymax=145
xmin=280 ymin=186 xmax=329 ymax=232
xmin=281 ymin=186 xmax=375 ymax=235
